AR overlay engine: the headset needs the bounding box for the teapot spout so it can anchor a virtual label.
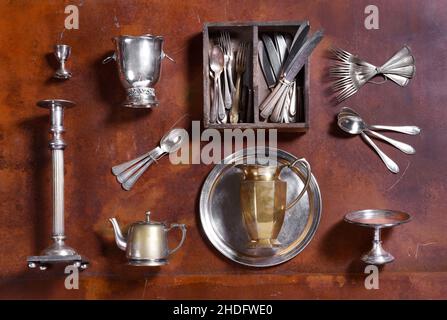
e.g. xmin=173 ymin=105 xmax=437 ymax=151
xmin=109 ymin=218 xmax=127 ymax=251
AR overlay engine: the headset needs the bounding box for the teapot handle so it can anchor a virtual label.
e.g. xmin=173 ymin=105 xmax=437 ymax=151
xmin=166 ymin=223 xmax=187 ymax=255
xmin=283 ymin=158 xmax=312 ymax=211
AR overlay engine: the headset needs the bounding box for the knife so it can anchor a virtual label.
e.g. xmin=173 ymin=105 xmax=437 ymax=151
xmin=259 ymin=30 xmax=324 ymax=119
xmin=274 ymin=33 xmax=288 ymax=64
xmin=283 ymin=30 xmax=324 ymax=82
xmin=262 ymin=34 xmax=282 ymax=80
xmin=281 ymin=23 xmax=310 ymax=73
xmin=258 ymin=40 xmax=276 ymax=88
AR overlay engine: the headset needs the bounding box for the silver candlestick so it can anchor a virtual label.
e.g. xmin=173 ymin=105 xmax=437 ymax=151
xmin=27 ymin=99 xmax=88 ymax=270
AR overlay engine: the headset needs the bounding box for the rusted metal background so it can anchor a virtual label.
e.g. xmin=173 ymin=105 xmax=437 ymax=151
xmin=0 ymin=0 xmax=446 ymax=299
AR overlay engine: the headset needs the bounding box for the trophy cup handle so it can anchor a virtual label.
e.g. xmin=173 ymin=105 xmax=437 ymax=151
xmin=284 ymin=158 xmax=312 ymax=210
xmin=102 ymin=52 xmax=116 ymax=64
xmin=161 ymin=51 xmax=175 ymax=62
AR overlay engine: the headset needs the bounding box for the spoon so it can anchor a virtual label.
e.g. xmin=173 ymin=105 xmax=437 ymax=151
xmin=339 ymin=107 xmax=421 ymax=135
xmin=209 ymin=46 xmax=226 ymax=123
xmin=112 ymin=128 xmax=186 ymax=190
xmin=338 ymin=117 xmax=400 ymax=173
xmin=338 ymin=115 xmax=416 ymax=154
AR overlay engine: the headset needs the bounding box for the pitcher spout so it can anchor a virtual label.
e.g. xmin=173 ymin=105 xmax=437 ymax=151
xmin=109 ymin=218 xmax=127 ymax=251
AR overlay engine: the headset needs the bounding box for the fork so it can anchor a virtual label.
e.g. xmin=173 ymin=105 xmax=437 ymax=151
xmin=222 ymin=32 xmax=236 ymax=94
xmin=219 ymin=33 xmax=232 ymax=109
xmin=230 ymin=42 xmax=248 ymax=124
xmin=330 ymin=48 xmax=377 ymax=102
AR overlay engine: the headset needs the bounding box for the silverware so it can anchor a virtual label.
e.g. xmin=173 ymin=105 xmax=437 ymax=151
xmin=330 ymin=46 xmax=415 ymax=102
xmin=112 ymin=128 xmax=186 ymax=190
xmin=338 ymin=115 xmax=416 ymax=154
xmin=344 ymin=209 xmax=411 ymax=265
xmin=260 ymin=30 xmax=324 ymax=121
xmin=338 ymin=116 xmax=400 ymax=173
xmin=241 ymin=49 xmax=252 ymax=123
xmin=110 ymin=211 xmax=187 ymax=266
xmin=102 ymin=35 xmax=174 ymax=108
xmin=274 ymin=33 xmax=288 ymax=64
xmin=339 ymin=107 xmax=421 ymax=135
xmin=53 ymin=44 xmax=72 ymax=79
xmin=222 ymin=32 xmax=236 ymax=94
xmin=262 ymin=34 xmax=281 ymax=79
xmin=199 ymin=147 xmax=322 ymax=267
xmin=258 ymin=40 xmax=276 ymax=88
xmin=219 ymin=33 xmax=232 ymax=109
xmin=282 ymin=23 xmax=310 ymax=73
xmin=230 ymin=42 xmax=248 ymax=124
xmin=209 ymin=45 xmax=225 ymax=123
xmin=27 ymin=100 xmax=88 ymax=271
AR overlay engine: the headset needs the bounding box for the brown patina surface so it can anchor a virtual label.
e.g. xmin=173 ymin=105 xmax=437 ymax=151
xmin=0 ymin=0 xmax=446 ymax=299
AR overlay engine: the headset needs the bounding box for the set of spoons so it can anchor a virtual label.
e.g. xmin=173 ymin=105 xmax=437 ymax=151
xmin=337 ymin=107 xmax=421 ymax=173
xmin=111 ymin=128 xmax=186 ymax=190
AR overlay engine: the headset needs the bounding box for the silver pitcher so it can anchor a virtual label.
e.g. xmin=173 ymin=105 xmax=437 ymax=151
xmin=103 ymin=34 xmax=173 ymax=108
xmin=109 ymin=211 xmax=186 ymax=266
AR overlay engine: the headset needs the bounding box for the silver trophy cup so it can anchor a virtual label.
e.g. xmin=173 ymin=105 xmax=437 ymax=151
xmin=103 ymin=35 xmax=173 ymax=108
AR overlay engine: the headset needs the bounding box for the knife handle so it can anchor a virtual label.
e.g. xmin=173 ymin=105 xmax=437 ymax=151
xmin=260 ymin=83 xmax=288 ymax=119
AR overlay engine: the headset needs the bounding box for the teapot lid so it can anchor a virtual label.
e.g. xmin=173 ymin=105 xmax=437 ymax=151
xmin=136 ymin=211 xmax=165 ymax=226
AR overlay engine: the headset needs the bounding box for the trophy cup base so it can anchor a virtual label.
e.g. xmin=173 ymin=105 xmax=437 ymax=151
xmin=127 ymin=258 xmax=168 ymax=266
xmin=247 ymin=239 xmax=282 ymax=249
xmin=123 ymin=87 xmax=159 ymax=108
xmin=27 ymin=240 xmax=89 ymax=270
xmin=54 ymin=71 xmax=72 ymax=80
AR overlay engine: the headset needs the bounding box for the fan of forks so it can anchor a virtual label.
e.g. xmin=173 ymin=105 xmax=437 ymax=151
xmin=330 ymin=46 xmax=416 ymax=102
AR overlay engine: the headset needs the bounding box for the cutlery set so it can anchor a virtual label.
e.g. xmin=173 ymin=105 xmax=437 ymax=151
xmin=209 ymin=32 xmax=250 ymax=124
xmin=259 ymin=24 xmax=324 ymax=123
xmin=337 ymin=107 xmax=420 ymax=174
xmin=330 ymin=46 xmax=416 ymax=103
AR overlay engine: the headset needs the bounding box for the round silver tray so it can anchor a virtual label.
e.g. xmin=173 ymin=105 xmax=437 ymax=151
xmin=199 ymin=147 xmax=322 ymax=267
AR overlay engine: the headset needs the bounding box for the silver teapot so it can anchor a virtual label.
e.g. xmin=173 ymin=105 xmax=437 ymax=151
xmin=109 ymin=211 xmax=186 ymax=266
xmin=103 ymin=34 xmax=173 ymax=108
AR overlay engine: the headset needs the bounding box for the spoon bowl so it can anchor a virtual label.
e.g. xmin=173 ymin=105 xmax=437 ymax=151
xmin=210 ymin=46 xmax=224 ymax=74
xmin=338 ymin=115 xmax=366 ymax=135
xmin=160 ymin=128 xmax=187 ymax=153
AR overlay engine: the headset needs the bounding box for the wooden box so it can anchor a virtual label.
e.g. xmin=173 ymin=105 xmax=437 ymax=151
xmin=203 ymin=21 xmax=310 ymax=132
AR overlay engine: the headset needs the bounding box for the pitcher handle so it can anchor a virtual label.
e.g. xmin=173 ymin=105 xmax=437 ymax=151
xmin=284 ymin=158 xmax=312 ymax=210
xmin=167 ymin=223 xmax=187 ymax=255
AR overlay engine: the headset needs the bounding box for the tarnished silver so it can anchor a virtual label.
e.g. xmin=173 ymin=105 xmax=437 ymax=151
xmin=27 ymin=100 xmax=88 ymax=271
xmin=209 ymin=45 xmax=226 ymax=123
xmin=337 ymin=107 xmax=421 ymax=173
xmin=199 ymin=147 xmax=322 ymax=267
xmin=330 ymin=46 xmax=415 ymax=102
xmin=53 ymin=44 xmax=72 ymax=79
xmin=110 ymin=211 xmax=186 ymax=266
xmin=344 ymin=209 xmax=411 ymax=265
xmin=218 ymin=32 xmax=233 ymax=109
xmin=260 ymin=30 xmax=323 ymax=121
xmin=221 ymin=31 xmax=236 ymax=94
xmin=339 ymin=116 xmax=415 ymax=154
xmin=103 ymin=34 xmax=173 ymax=108
xmin=112 ymin=128 xmax=186 ymax=190
xmin=337 ymin=114 xmax=400 ymax=174
xmin=230 ymin=42 xmax=248 ymax=124
xmin=338 ymin=107 xmax=421 ymax=135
